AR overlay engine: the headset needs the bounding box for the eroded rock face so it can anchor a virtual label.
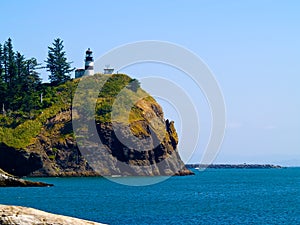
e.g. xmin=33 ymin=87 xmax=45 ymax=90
xmin=0 ymin=205 xmax=105 ymax=225
xmin=0 ymin=144 xmax=43 ymax=177
xmin=80 ymin=121 xmax=191 ymax=176
xmin=0 ymin=111 xmax=97 ymax=177
xmin=0 ymin=91 xmax=193 ymax=177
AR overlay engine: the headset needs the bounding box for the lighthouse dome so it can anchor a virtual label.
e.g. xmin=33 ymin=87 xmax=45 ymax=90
xmin=86 ymin=48 xmax=92 ymax=54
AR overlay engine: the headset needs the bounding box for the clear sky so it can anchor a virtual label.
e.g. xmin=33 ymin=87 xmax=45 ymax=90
xmin=1 ymin=0 xmax=300 ymax=166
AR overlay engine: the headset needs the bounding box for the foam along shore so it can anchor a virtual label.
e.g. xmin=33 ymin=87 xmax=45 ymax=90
xmin=0 ymin=205 xmax=106 ymax=225
xmin=0 ymin=169 xmax=53 ymax=187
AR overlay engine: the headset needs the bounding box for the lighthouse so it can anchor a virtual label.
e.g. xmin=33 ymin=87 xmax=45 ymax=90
xmin=84 ymin=48 xmax=94 ymax=76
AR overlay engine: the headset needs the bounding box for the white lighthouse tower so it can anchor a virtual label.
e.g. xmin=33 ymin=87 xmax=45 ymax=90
xmin=84 ymin=48 xmax=94 ymax=76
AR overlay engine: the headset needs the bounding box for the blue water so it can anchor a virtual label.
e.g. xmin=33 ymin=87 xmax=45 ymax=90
xmin=0 ymin=168 xmax=299 ymax=224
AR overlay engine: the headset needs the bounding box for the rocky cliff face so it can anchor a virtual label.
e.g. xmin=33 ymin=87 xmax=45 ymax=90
xmin=81 ymin=106 xmax=191 ymax=176
xmin=0 ymin=74 xmax=193 ymax=177
xmin=0 ymin=110 xmax=96 ymax=177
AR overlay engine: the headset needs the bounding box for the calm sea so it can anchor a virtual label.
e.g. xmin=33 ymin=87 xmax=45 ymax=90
xmin=0 ymin=168 xmax=299 ymax=225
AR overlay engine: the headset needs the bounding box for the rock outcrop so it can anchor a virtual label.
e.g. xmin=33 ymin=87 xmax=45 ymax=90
xmin=0 ymin=169 xmax=53 ymax=187
xmin=0 ymin=74 xmax=193 ymax=177
xmin=79 ymin=118 xmax=192 ymax=176
xmin=0 ymin=205 xmax=105 ymax=225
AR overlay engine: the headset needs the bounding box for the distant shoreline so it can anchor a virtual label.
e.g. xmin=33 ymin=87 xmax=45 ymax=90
xmin=185 ymin=164 xmax=284 ymax=169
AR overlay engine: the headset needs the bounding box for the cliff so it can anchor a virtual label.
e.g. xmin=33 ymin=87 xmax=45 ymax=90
xmin=0 ymin=74 xmax=193 ymax=177
xmin=0 ymin=205 xmax=105 ymax=225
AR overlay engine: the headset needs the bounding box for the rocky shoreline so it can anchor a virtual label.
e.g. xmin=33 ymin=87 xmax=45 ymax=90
xmin=0 ymin=205 xmax=105 ymax=225
xmin=186 ymin=164 xmax=283 ymax=169
xmin=0 ymin=169 xmax=53 ymax=187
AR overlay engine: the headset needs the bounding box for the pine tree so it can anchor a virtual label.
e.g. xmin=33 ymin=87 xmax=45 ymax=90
xmin=0 ymin=44 xmax=3 ymax=77
xmin=10 ymin=52 xmax=26 ymax=110
xmin=45 ymin=38 xmax=74 ymax=84
xmin=2 ymin=38 xmax=18 ymax=110
xmin=0 ymin=44 xmax=4 ymax=84
xmin=25 ymin=57 xmax=41 ymax=90
xmin=0 ymin=38 xmax=42 ymax=112
xmin=15 ymin=52 xmax=26 ymax=79
xmin=5 ymin=38 xmax=17 ymax=88
xmin=0 ymin=44 xmax=6 ymax=112
xmin=14 ymin=53 xmax=42 ymax=111
xmin=23 ymin=58 xmax=42 ymax=111
xmin=2 ymin=43 xmax=8 ymax=84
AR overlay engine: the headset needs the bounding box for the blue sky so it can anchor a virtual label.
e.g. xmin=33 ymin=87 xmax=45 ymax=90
xmin=1 ymin=0 xmax=300 ymax=165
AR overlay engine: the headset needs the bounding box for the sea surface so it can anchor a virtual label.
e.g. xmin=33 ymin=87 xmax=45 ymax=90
xmin=1 ymin=168 xmax=299 ymax=225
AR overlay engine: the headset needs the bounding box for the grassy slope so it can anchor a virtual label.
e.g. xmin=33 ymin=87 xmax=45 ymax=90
xmin=0 ymin=73 xmax=156 ymax=149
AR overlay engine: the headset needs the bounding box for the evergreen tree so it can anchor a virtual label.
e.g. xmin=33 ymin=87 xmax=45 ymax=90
xmin=10 ymin=52 xmax=26 ymax=110
xmin=0 ymin=44 xmax=3 ymax=78
xmin=22 ymin=58 xmax=42 ymax=111
xmin=45 ymin=38 xmax=74 ymax=84
xmin=0 ymin=44 xmax=6 ymax=112
xmin=0 ymin=44 xmax=4 ymax=84
xmin=14 ymin=53 xmax=41 ymax=111
xmin=5 ymin=38 xmax=17 ymax=88
xmin=0 ymin=38 xmax=42 ymax=112
xmin=25 ymin=57 xmax=41 ymax=90
xmin=2 ymin=38 xmax=18 ymax=110
xmin=15 ymin=52 xmax=26 ymax=79
xmin=2 ymin=43 xmax=8 ymax=84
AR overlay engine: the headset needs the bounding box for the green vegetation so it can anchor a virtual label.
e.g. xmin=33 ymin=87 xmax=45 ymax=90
xmin=45 ymin=38 xmax=74 ymax=84
xmin=0 ymin=38 xmax=41 ymax=113
xmin=0 ymin=79 xmax=77 ymax=148
xmin=0 ymin=37 xmax=77 ymax=149
xmin=95 ymin=74 xmax=146 ymax=123
xmin=0 ymin=38 xmax=158 ymax=150
xmin=0 ymin=38 xmax=74 ymax=114
xmin=0 ymin=71 xmax=155 ymax=149
xmin=0 ymin=102 xmax=68 ymax=149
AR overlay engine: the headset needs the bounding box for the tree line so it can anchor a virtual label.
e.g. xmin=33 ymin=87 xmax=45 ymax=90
xmin=0 ymin=38 xmax=74 ymax=113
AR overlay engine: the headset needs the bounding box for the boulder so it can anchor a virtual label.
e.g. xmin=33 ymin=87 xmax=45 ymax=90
xmin=0 ymin=205 xmax=105 ymax=225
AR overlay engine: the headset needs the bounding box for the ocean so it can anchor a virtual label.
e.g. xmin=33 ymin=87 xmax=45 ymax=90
xmin=0 ymin=168 xmax=299 ymax=225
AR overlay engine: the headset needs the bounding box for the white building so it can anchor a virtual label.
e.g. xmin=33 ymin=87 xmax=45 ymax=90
xmin=103 ymin=67 xmax=114 ymax=74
